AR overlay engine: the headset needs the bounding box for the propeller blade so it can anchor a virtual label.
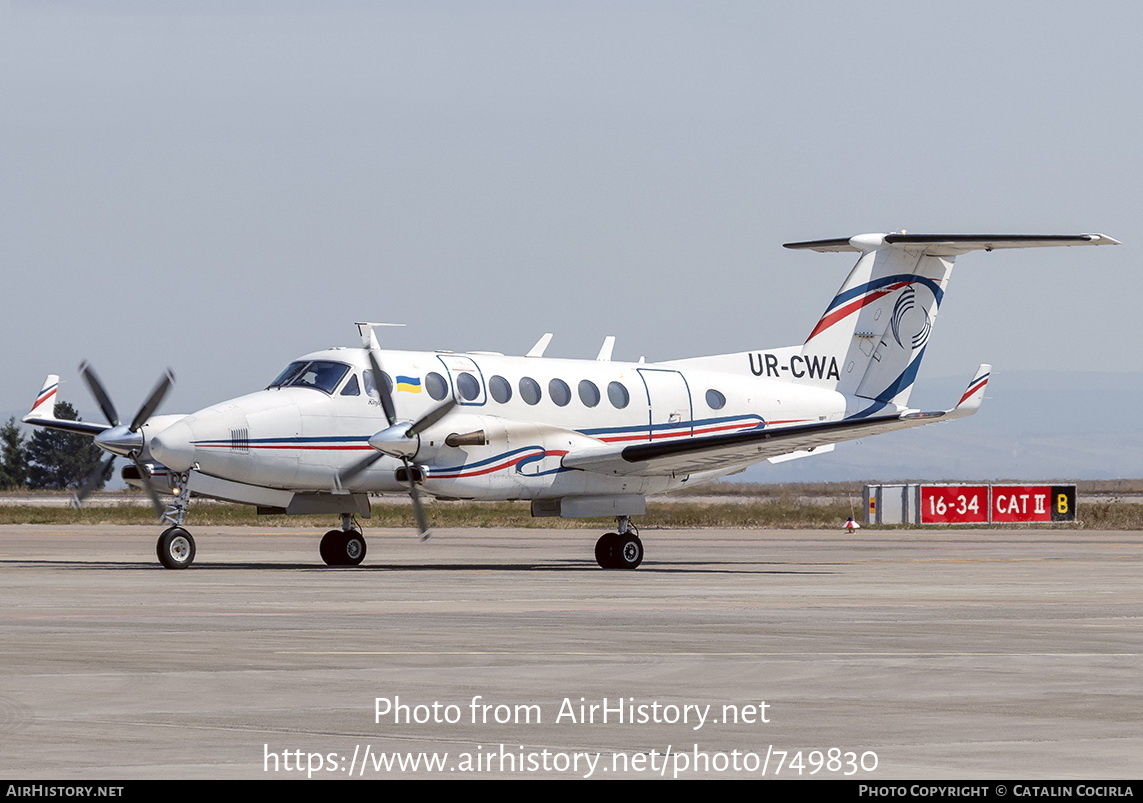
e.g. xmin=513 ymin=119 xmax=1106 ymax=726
xmin=338 ymin=450 xmax=385 ymax=484
xmin=129 ymin=369 xmax=175 ymax=432
xmin=78 ymin=362 xmax=120 ymax=427
xmin=130 ymin=454 xmax=166 ymax=520
xmin=401 ymin=457 xmax=431 ymax=540
xmin=365 ymin=350 xmax=398 ymax=427
xmin=73 ymin=454 xmax=116 ymax=507
xmin=361 ymin=342 xmax=452 ymax=541
xmin=408 ymin=399 xmax=457 ymax=437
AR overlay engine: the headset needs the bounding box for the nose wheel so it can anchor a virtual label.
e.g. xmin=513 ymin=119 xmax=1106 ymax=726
xmin=157 ymin=526 xmax=196 ymax=569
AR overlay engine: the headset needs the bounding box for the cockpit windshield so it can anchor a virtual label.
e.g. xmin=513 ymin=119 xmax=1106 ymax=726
xmin=269 ymin=362 xmax=307 ymax=388
xmin=268 ymin=360 xmax=351 ymax=394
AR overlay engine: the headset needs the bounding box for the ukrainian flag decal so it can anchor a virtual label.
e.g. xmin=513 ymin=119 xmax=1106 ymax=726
xmin=396 ymin=375 xmax=422 ymax=393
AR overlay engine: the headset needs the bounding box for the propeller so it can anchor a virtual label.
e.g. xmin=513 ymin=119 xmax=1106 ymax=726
xmin=339 ymin=339 xmax=456 ymax=540
xmin=74 ymin=363 xmax=174 ymax=519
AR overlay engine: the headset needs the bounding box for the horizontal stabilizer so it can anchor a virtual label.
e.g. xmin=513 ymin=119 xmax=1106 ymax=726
xmin=784 ymin=233 xmax=1119 ymax=255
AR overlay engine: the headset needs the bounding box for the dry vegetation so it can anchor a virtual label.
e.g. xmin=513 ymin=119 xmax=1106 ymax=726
xmin=2 ymin=482 xmax=1140 ymax=529
xmin=0 ymin=499 xmax=851 ymax=529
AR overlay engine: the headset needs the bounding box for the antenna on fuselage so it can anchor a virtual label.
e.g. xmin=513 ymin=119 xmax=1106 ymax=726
xmin=596 ymin=336 xmax=616 ymax=362
xmin=526 ymin=332 xmax=553 ymax=357
xmin=355 ymin=322 xmax=406 ymax=350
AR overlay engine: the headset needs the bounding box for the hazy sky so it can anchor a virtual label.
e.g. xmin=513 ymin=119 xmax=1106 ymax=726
xmin=2 ymin=1 xmax=1138 ymax=421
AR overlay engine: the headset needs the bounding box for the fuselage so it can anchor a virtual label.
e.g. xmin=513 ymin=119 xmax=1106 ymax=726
xmin=24 ymin=232 xmax=1115 ymax=570
xmin=148 ymin=346 xmax=849 ymax=501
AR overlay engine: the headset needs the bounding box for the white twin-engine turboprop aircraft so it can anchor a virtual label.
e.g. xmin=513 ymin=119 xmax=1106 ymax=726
xmin=24 ymin=232 xmax=1117 ymax=570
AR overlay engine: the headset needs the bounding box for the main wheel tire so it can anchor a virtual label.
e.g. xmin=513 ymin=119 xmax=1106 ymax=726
xmin=157 ymin=527 xmax=196 ymax=570
xmin=320 ymin=530 xmax=367 ymax=566
xmin=320 ymin=530 xmax=344 ymax=566
xmin=595 ymin=532 xmax=619 ymax=569
xmin=616 ymin=534 xmax=643 ymax=569
xmin=343 ymin=532 xmax=367 ymax=566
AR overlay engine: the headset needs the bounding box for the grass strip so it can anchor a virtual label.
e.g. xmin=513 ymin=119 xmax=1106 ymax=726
xmin=1 ymin=499 xmax=1139 ymax=529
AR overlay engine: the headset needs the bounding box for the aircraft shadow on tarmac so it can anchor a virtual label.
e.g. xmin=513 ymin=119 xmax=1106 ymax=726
xmin=1 ymin=558 xmax=836 ymax=576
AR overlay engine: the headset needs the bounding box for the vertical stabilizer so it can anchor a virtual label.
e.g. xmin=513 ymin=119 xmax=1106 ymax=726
xmin=795 ymin=234 xmax=952 ymax=407
xmin=783 ymin=232 xmax=1117 ymax=410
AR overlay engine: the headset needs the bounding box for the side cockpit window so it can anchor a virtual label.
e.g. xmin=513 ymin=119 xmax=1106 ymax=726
xmin=340 ymin=374 xmax=361 ymax=396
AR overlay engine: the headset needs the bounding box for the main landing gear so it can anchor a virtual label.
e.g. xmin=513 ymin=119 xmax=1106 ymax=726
xmin=320 ymin=514 xmax=368 ymax=566
xmin=594 ymin=516 xmax=643 ymax=570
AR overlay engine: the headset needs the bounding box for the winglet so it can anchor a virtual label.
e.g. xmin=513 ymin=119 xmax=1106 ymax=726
xmin=949 ymin=364 xmax=991 ymax=418
xmin=22 ymin=373 xmax=110 ymax=436
xmin=24 ymin=375 xmax=60 ymax=422
xmin=899 ymin=363 xmax=990 ymax=423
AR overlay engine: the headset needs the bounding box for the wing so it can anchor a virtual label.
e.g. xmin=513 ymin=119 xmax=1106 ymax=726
xmin=564 ymin=365 xmax=991 ymax=477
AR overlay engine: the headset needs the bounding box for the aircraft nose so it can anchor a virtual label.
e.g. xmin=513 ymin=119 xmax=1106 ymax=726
xmin=150 ymin=420 xmax=196 ymax=472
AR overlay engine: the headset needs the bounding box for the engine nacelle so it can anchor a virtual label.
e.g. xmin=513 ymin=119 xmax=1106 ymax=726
xmin=120 ymin=461 xmax=177 ymax=495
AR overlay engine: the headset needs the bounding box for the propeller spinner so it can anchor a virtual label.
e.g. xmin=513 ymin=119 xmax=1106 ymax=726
xmin=76 ymin=362 xmax=174 ymax=518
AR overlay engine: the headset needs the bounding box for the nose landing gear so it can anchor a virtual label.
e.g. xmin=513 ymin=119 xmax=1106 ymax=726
xmin=156 ymin=474 xmax=196 ymax=569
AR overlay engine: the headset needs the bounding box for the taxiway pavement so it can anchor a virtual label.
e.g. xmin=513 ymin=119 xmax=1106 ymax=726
xmin=0 ymin=525 xmax=1139 ymax=779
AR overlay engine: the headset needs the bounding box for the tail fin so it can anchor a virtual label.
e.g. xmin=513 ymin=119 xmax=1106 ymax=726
xmin=785 ymin=233 xmax=1117 ymax=407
